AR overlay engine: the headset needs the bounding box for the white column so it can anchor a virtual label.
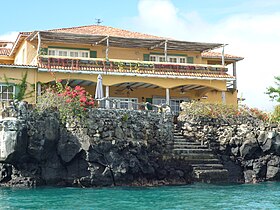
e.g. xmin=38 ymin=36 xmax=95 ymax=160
xmin=222 ymin=44 xmax=225 ymax=66
xmin=222 ymin=91 xmax=226 ymax=104
xmin=164 ymin=40 xmax=168 ymax=62
xmin=166 ymin=88 xmax=170 ymax=105
xmin=128 ymin=100 xmax=132 ymax=110
xmin=106 ymin=38 xmax=109 ymax=60
xmin=37 ymin=82 xmax=41 ymax=96
xmin=105 ymin=86 xmax=110 ymax=109
xmin=233 ymin=62 xmax=237 ymax=90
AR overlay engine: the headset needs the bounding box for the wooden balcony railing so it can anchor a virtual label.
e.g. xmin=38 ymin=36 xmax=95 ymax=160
xmin=38 ymin=55 xmax=229 ymax=76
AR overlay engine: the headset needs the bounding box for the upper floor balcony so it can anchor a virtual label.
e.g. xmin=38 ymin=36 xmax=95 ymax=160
xmin=37 ymin=55 xmax=234 ymax=81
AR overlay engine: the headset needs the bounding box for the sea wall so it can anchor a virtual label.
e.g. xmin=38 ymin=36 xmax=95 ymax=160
xmin=0 ymin=103 xmax=192 ymax=187
xmin=178 ymin=114 xmax=280 ymax=183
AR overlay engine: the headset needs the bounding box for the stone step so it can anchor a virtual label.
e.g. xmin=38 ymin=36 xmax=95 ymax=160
xmin=173 ymin=144 xmax=208 ymax=149
xmin=192 ymin=164 xmax=224 ymax=170
xmin=172 ymin=156 xmax=221 ymax=164
xmin=174 ymin=136 xmax=184 ymax=139
xmin=173 ymin=148 xmax=213 ymax=154
xmin=193 ymin=169 xmax=228 ymax=182
xmin=172 ymin=152 xmax=216 ymax=159
xmin=174 ymin=140 xmax=201 ymax=145
xmin=173 ymin=138 xmax=187 ymax=141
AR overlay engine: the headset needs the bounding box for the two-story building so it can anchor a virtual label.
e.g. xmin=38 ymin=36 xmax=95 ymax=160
xmin=0 ymin=25 xmax=243 ymax=113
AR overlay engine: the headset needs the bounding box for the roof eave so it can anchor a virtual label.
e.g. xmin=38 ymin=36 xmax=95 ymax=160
xmin=36 ymin=31 xmax=223 ymax=52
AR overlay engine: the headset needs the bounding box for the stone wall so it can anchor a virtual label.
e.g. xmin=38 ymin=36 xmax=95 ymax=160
xmin=0 ymin=105 xmax=192 ymax=187
xmin=178 ymin=113 xmax=280 ymax=183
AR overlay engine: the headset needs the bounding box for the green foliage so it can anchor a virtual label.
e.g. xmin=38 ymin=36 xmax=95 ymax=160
xmin=180 ymin=101 xmax=270 ymax=122
xmin=271 ymin=105 xmax=280 ymax=122
xmin=180 ymin=101 xmax=238 ymax=118
xmin=122 ymin=113 xmax=129 ymax=122
xmin=36 ymin=79 xmax=95 ymax=124
xmin=266 ymin=76 xmax=280 ymax=102
xmin=2 ymin=72 xmax=34 ymax=101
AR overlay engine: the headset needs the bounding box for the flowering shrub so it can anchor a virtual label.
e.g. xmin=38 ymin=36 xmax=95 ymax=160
xmin=180 ymin=101 xmax=270 ymax=122
xmin=180 ymin=101 xmax=238 ymax=118
xmin=36 ymin=80 xmax=94 ymax=124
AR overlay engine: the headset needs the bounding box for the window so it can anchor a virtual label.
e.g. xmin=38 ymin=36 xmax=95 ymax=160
xmin=152 ymin=97 xmax=190 ymax=114
xmin=159 ymin=57 xmax=165 ymax=62
xmin=48 ymin=48 xmax=90 ymax=58
xmin=49 ymin=50 xmax=56 ymax=56
xmin=111 ymin=97 xmax=138 ymax=110
xmin=0 ymin=85 xmax=14 ymax=101
xmin=179 ymin=58 xmax=186 ymax=63
xmin=169 ymin=57 xmax=177 ymax=63
xmin=150 ymin=55 xmax=156 ymax=62
xmin=149 ymin=54 xmax=187 ymax=63
xmin=70 ymin=51 xmax=79 ymax=57
xmin=81 ymin=52 xmax=89 ymax=58
xmin=58 ymin=50 xmax=67 ymax=57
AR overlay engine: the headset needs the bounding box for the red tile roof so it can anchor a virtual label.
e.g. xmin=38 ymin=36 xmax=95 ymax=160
xmin=0 ymin=48 xmax=11 ymax=56
xmin=48 ymin=25 xmax=162 ymax=39
xmin=202 ymin=51 xmax=243 ymax=61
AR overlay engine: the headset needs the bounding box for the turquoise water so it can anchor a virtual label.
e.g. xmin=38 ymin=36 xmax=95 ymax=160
xmin=0 ymin=182 xmax=280 ymax=209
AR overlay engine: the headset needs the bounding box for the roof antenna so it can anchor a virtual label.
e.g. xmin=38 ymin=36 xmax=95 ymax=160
xmin=95 ymin=18 xmax=103 ymax=25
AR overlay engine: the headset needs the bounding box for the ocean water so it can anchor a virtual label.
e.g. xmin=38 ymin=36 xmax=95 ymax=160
xmin=0 ymin=182 xmax=280 ymax=210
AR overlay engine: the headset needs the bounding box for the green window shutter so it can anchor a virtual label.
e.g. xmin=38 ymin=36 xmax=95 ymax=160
xmin=40 ymin=48 xmax=48 ymax=55
xmin=14 ymin=85 xmax=20 ymax=100
xmin=187 ymin=57 xmax=194 ymax=64
xmin=146 ymin=98 xmax=153 ymax=110
xmin=90 ymin=51 xmax=97 ymax=58
xmin=143 ymin=54 xmax=150 ymax=61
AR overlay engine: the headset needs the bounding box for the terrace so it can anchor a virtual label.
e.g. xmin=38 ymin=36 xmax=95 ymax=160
xmin=38 ymin=55 xmax=233 ymax=80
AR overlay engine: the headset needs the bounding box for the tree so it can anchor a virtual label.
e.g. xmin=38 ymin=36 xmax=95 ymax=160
xmin=266 ymin=76 xmax=280 ymax=102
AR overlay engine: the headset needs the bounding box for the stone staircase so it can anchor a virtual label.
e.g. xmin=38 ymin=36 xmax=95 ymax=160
xmin=172 ymin=127 xmax=228 ymax=183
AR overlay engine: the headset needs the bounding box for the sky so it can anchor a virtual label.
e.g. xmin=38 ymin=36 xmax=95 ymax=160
xmin=0 ymin=0 xmax=279 ymax=111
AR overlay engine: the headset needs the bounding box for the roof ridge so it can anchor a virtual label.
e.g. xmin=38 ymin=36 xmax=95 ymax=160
xmin=47 ymin=24 xmax=100 ymax=32
xmin=47 ymin=24 xmax=163 ymax=39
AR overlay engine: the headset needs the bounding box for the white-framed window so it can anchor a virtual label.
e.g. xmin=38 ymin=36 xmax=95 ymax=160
xmin=48 ymin=49 xmax=56 ymax=56
xmin=152 ymin=97 xmax=190 ymax=114
xmin=48 ymin=48 xmax=90 ymax=58
xmin=150 ymin=55 xmax=156 ymax=62
xmin=149 ymin=54 xmax=188 ymax=64
xmin=159 ymin=56 xmax=166 ymax=62
xmin=70 ymin=51 xmax=78 ymax=57
xmin=111 ymin=97 xmax=138 ymax=110
xmin=169 ymin=57 xmax=177 ymax=63
xmin=0 ymin=85 xmax=15 ymax=101
xmin=179 ymin=58 xmax=186 ymax=63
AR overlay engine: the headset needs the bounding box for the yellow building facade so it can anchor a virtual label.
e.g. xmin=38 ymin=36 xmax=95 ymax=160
xmin=0 ymin=25 xmax=243 ymax=113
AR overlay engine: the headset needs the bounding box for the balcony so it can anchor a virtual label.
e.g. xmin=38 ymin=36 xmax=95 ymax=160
xmin=38 ymin=55 xmax=233 ymax=80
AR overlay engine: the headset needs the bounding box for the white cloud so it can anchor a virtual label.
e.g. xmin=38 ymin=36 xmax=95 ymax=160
xmin=0 ymin=32 xmax=18 ymax=42
xmin=127 ymin=0 xmax=280 ymax=111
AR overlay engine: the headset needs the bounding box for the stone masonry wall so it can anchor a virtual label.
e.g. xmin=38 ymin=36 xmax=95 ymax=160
xmin=178 ymin=114 xmax=280 ymax=183
xmin=0 ymin=105 xmax=192 ymax=187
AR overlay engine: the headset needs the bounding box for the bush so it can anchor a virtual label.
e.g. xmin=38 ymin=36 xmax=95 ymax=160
xmin=36 ymin=81 xmax=94 ymax=124
xmin=271 ymin=105 xmax=280 ymax=123
xmin=180 ymin=101 xmax=270 ymax=122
